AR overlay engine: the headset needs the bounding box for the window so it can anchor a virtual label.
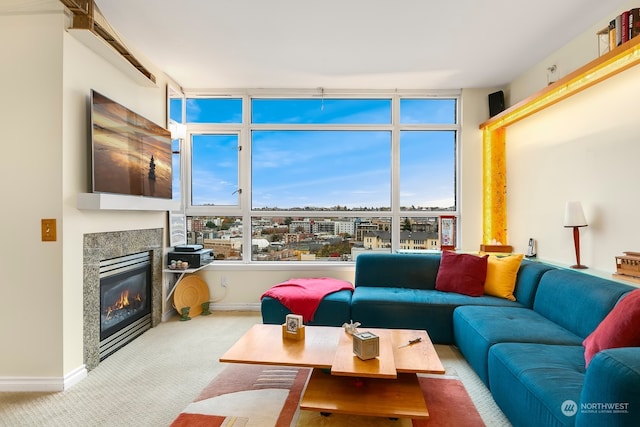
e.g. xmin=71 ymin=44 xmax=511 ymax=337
xmin=186 ymin=98 xmax=242 ymax=123
xmin=252 ymin=130 xmax=390 ymax=210
xmin=187 ymin=216 xmax=243 ymax=260
xmin=168 ymin=86 xmax=184 ymax=203
xmin=252 ymin=98 xmax=391 ymax=124
xmin=400 ymin=217 xmax=441 ymax=251
xmin=400 ymin=98 xmax=456 ymax=124
xmin=400 ymin=130 xmax=456 ymax=210
xmin=191 ymin=134 xmax=240 ymax=206
xmin=177 ymin=91 xmax=460 ymax=262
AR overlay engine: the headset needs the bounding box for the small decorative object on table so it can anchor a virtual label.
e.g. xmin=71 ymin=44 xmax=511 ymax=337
xmin=168 ymin=260 xmax=190 ymax=270
xmin=342 ymin=320 xmax=361 ymax=335
xmin=352 ymin=331 xmax=379 ymax=360
xmin=398 ymin=337 xmax=422 ymax=348
xmin=201 ymin=301 xmax=211 ymax=316
xmin=480 ymin=239 xmax=513 ymax=254
xmin=282 ymin=314 xmax=305 ymax=340
xmin=614 ymin=251 xmax=640 ymax=284
xmin=526 ymin=238 xmax=537 ymax=258
xmin=180 ymin=306 xmax=191 ymax=321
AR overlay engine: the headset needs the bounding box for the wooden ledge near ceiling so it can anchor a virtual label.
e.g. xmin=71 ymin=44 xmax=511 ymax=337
xmin=59 ymin=0 xmax=156 ymax=86
xmin=59 ymin=0 xmax=89 ymax=14
xmin=480 ymin=34 xmax=640 ymax=132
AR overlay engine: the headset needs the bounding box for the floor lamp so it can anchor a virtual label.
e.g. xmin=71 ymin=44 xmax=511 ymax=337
xmin=564 ymin=201 xmax=588 ymax=269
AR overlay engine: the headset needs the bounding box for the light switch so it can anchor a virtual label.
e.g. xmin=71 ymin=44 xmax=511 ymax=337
xmin=41 ymin=218 xmax=56 ymax=242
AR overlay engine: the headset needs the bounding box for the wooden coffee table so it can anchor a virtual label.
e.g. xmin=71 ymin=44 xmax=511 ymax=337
xmin=220 ymin=324 xmax=445 ymax=419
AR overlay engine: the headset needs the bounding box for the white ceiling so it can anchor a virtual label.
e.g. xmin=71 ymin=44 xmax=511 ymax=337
xmin=94 ymin=0 xmax=627 ymax=91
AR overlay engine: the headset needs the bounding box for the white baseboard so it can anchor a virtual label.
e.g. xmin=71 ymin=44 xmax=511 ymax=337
xmin=212 ymin=303 xmax=261 ymax=311
xmin=162 ymin=308 xmax=177 ymax=322
xmin=64 ymin=365 xmax=88 ymax=389
xmin=0 ymin=365 xmax=87 ymax=392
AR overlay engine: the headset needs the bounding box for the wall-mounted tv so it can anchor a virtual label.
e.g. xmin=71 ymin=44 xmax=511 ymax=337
xmin=90 ymin=90 xmax=172 ymax=199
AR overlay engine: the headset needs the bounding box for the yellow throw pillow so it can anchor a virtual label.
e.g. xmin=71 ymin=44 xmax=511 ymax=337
xmin=484 ymin=254 xmax=524 ymax=301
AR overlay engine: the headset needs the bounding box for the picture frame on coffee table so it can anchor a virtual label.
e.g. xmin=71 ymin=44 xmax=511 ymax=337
xmin=282 ymin=314 xmax=305 ymax=340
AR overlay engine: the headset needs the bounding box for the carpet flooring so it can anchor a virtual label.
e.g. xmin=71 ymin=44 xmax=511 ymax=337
xmin=0 ymin=312 xmax=511 ymax=426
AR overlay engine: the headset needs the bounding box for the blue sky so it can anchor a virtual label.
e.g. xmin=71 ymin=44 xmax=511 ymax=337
xmin=171 ymin=97 xmax=456 ymax=210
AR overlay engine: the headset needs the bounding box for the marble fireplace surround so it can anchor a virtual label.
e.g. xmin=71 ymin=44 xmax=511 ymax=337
xmin=83 ymin=228 xmax=163 ymax=370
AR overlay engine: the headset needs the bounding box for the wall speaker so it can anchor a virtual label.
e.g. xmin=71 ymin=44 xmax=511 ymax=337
xmin=488 ymin=90 xmax=505 ymax=117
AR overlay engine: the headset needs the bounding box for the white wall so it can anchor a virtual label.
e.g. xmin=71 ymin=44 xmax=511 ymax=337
xmin=505 ymin=0 xmax=640 ymax=274
xmin=460 ymin=88 xmax=496 ymax=250
xmin=0 ymin=11 xmax=66 ymax=379
xmin=0 ymin=7 xmax=170 ymax=386
xmin=506 ymin=65 xmax=640 ymax=272
xmin=199 ymin=266 xmax=355 ymax=309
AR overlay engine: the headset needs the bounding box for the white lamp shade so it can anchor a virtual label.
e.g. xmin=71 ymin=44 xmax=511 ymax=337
xmin=564 ymin=201 xmax=587 ymax=227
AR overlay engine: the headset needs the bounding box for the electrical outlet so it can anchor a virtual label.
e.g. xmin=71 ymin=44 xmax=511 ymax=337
xmin=221 ymin=276 xmax=228 ymax=288
xmin=41 ymin=218 xmax=57 ymax=242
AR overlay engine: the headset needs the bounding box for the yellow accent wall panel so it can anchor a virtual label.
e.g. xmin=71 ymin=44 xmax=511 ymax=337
xmin=482 ymin=127 xmax=506 ymax=245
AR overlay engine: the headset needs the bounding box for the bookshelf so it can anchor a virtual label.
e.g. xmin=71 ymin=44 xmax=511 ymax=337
xmin=478 ymin=35 xmax=640 ymax=246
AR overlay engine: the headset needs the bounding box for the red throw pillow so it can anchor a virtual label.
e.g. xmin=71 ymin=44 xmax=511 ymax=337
xmin=435 ymin=251 xmax=489 ymax=297
xmin=583 ymin=289 xmax=640 ymax=367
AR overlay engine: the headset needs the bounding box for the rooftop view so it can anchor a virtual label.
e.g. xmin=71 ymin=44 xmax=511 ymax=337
xmin=187 ymin=215 xmax=444 ymax=261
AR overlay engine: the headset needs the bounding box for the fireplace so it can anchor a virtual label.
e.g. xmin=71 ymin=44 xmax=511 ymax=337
xmin=83 ymin=228 xmax=163 ymax=370
xmin=99 ymin=252 xmax=152 ymax=361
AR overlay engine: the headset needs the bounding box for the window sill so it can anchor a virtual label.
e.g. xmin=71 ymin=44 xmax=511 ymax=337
xmin=200 ymin=261 xmax=356 ymax=271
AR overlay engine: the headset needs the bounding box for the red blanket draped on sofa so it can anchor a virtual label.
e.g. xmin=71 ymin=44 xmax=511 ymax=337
xmin=260 ymin=277 xmax=353 ymax=322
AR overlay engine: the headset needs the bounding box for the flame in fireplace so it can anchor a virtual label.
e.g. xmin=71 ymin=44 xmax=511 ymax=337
xmin=105 ymin=290 xmax=143 ymax=321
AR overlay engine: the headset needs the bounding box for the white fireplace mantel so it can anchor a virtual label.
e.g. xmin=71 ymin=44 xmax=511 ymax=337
xmin=77 ymin=193 xmax=180 ymax=211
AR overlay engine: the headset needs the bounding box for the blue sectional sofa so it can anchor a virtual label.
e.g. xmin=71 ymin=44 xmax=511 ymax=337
xmin=260 ymin=252 xmax=640 ymax=426
xmin=350 ymin=253 xmax=551 ymax=344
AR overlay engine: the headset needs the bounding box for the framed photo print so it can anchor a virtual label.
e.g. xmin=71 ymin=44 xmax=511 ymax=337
xmin=439 ymin=215 xmax=456 ymax=251
xmin=285 ymin=314 xmax=303 ymax=333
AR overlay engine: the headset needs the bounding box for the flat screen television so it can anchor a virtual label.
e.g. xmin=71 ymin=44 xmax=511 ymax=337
xmin=90 ymin=90 xmax=172 ymax=199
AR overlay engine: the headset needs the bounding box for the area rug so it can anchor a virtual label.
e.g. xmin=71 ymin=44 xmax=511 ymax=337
xmin=170 ymin=364 xmax=485 ymax=427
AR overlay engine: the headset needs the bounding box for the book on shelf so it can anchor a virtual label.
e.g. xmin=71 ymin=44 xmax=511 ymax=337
xmin=622 ymin=10 xmax=630 ymax=44
xmin=630 ymin=8 xmax=640 ymax=40
xmin=609 ymin=19 xmax=616 ymax=51
xmin=600 ymin=8 xmax=640 ymax=56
